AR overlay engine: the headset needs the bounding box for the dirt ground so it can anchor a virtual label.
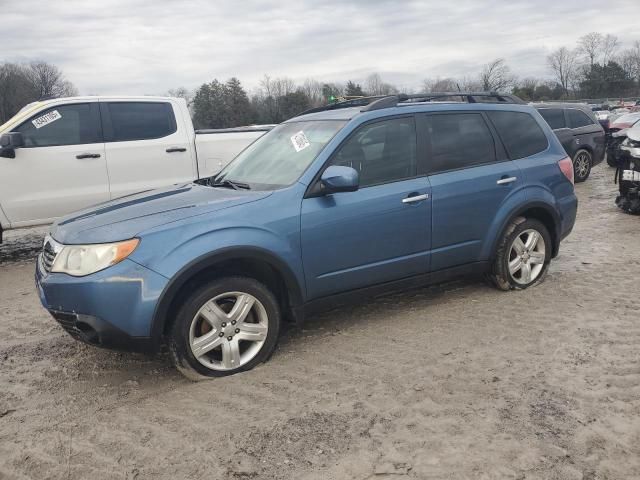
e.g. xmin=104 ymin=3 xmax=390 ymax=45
xmin=1 ymin=163 xmax=639 ymax=480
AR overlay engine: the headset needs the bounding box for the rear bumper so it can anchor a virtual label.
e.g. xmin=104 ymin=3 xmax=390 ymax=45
xmin=558 ymin=193 xmax=578 ymax=244
xmin=35 ymin=257 xmax=169 ymax=353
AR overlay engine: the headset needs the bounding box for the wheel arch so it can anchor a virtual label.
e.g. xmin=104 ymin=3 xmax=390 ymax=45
xmin=150 ymin=247 xmax=305 ymax=348
xmin=488 ymin=201 xmax=562 ymax=262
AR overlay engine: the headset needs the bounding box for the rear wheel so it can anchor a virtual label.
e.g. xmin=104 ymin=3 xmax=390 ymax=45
xmin=572 ymin=149 xmax=592 ymax=183
xmin=489 ymin=217 xmax=551 ymax=291
xmin=169 ymin=276 xmax=281 ymax=380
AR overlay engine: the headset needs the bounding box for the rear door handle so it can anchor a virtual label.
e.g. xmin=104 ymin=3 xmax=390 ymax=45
xmin=497 ymin=176 xmax=517 ymax=185
xmin=166 ymin=147 xmax=187 ymax=153
xmin=76 ymin=153 xmax=101 ymax=159
xmin=402 ymin=193 xmax=429 ymax=204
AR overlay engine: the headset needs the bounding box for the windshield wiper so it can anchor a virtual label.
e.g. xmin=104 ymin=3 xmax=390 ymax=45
xmin=209 ymin=179 xmax=251 ymax=190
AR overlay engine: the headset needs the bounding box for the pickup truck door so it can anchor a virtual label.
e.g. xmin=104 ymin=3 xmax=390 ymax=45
xmin=0 ymin=102 xmax=109 ymax=226
xmin=101 ymin=101 xmax=196 ymax=200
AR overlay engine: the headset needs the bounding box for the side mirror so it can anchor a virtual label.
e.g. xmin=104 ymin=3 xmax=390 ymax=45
xmin=320 ymin=165 xmax=359 ymax=194
xmin=0 ymin=132 xmax=24 ymax=158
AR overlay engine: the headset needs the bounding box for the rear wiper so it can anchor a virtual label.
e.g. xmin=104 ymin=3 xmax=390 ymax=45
xmin=209 ymin=179 xmax=251 ymax=190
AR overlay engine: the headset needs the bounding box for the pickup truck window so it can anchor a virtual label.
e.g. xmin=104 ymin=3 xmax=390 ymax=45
xmin=216 ymin=120 xmax=346 ymax=190
xmin=104 ymin=102 xmax=177 ymax=142
xmin=331 ymin=117 xmax=417 ymax=187
xmin=15 ymin=103 xmax=102 ymax=147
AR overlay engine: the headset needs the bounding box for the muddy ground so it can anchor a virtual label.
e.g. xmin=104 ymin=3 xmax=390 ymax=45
xmin=1 ymin=164 xmax=639 ymax=480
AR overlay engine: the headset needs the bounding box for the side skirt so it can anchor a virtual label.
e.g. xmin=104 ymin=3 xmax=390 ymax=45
xmin=295 ymin=261 xmax=489 ymax=322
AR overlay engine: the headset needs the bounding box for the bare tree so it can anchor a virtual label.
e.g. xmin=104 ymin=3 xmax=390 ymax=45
xmin=364 ymin=73 xmax=398 ymax=96
xmin=602 ymin=34 xmax=620 ymax=65
xmin=422 ymin=77 xmax=458 ymax=92
xmin=167 ymin=86 xmax=193 ymax=104
xmin=547 ymin=47 xmax=578 ymax=97
xmin=26 ymin=62 xmax=77 ymax=98
xmin=300 ymin=78 xmax=324 ymax=106
xmin=578 ymin=32 xmax=603 ymax=67
xmin=479 ymin=58 xmax=515 ymax=92
xmin=619 ymin=40 xmax=640 ymax=82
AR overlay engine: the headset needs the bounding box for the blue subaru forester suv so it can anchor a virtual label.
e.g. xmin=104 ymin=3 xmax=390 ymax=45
xmin=35 ymin=93 xmax=577 ymax=379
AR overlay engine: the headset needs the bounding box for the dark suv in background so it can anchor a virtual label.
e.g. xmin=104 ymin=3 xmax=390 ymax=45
xmin=534 ymin=103 xmax=606 ymax=182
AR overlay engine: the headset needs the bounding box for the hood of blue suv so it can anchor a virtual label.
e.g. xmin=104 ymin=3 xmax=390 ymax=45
xmin=50 ymin=183 xmax=272 ymax=244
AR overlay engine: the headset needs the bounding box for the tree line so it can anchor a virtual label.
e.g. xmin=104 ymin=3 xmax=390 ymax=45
xmin=1 ymin=31 xmax=638 ymax=128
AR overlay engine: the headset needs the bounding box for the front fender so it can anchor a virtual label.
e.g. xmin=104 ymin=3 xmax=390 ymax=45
xmin=131 ymin=223 xmax=305 ymax=348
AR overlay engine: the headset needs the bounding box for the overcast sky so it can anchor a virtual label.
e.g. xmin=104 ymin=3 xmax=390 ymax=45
xmin=2 ymin=0 xmax=639 ymax=95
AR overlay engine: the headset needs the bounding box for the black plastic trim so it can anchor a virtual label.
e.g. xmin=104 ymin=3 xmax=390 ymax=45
xmin=149 ymin=247 xmax=305 ymax=348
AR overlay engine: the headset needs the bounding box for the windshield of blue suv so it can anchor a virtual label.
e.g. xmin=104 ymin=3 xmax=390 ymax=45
xmin=213 ymin=120 xmax=346 ymax=190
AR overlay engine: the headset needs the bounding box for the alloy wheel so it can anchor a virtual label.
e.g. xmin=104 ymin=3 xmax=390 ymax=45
xmin=188 ymin=292 xmax=269 ymax=371
xmin=574 ymin=152 xmax=590 ymax=179
xmin=508 ymin=229 xmax=546 ymax=285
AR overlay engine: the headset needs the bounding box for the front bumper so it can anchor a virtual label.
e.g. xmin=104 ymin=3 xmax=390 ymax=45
xmin=35 ymin=257 xmax=169 ymax=353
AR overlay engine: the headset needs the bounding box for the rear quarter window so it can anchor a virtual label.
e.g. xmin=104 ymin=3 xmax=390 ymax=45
xmin=487 ymin=111 xmax=548 ymax=159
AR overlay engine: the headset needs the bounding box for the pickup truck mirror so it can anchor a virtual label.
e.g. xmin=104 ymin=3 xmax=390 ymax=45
xmin=0 ymin=132 xmax=24 ymax=158
xmin=320 ymin=165 xmax=359 ymax=194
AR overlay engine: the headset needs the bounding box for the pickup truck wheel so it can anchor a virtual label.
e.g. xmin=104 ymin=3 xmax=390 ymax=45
xmin=573 ymin=149 xmax=592 ymax=183
xmin=489 ymin=217 xmax=551 ymax=291
xmin=169 ymin=276 xmax=281 ymax=380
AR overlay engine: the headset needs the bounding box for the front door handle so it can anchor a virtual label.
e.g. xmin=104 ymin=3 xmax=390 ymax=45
xmin=497 ymin=176 xmax=517 ymax=185
xmin=166 ymin=147 xmax=187 ymax=153
xmin=402 ymin=193 xmax=429 ymax=204
xmin=76 ymin=153 xmax=101 ymax=159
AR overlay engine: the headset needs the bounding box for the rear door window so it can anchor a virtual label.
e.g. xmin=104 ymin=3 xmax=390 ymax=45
xmin=487 ymin=111 xmax=549 ymax=159
xmin=567 ymin=109 xmax=595 ymax=128
xmin=537 ymin=108 xmax=566 ymax=129
xmin=15 ymin=103 xmax=102 ymax=147
xmin=423 ymin=113 xmax=496 ymax=173
xmin=104 ymin=102 xmax=176 ymax=142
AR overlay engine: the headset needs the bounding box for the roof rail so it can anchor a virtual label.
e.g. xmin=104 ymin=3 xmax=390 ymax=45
xmin=297 ymin=95 xmax=388 ymax=116
xmin=363 ymin=91 xmax=525 ymax=111
xmin=294 ymin=92 xmax=525 ymax=118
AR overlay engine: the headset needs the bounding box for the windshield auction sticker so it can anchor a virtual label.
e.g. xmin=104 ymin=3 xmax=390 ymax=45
xmin=290 ymin=131 xmax=311 ymax=152
xmin=32 ymin=110 xmax=62 ymax=129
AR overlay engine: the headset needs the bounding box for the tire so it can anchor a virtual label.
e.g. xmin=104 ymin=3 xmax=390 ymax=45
xmin=488 ymin=217 xmax=552 ymax=291
xmin=169 ymin=276 xmax=281 ymax=380
xmin=572 ymin=149 xmax=592 ymax=183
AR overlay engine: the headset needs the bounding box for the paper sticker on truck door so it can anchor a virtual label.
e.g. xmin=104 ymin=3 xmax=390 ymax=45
xmin=32 ymin=110 xmax=62 ymax=129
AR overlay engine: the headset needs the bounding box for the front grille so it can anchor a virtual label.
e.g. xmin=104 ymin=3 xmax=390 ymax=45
xmin=40 ymin=236 xmax=60 ymax=273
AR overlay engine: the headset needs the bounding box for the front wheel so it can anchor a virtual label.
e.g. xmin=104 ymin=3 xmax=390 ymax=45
xmin=169 ymin=276 xmax=281 ymax=380
xmin=489 ymin=217 xmax=552 ymax=291
xmin=573 ymin=149 xmax=592 ymax=183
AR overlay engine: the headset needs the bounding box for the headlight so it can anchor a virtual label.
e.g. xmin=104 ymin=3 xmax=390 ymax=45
xmin=51 ymin=238 xmax=139 ymax=276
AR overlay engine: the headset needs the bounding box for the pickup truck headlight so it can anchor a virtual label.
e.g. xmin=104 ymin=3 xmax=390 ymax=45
xmin=51 ymin=239 xmax=139 ymax=276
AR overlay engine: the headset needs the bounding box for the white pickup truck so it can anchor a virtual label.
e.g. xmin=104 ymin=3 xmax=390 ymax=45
xmin=0 ymin=96 xmax=272 ymax=240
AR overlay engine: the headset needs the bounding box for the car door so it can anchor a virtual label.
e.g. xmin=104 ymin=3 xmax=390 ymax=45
xmin=537 ymin=107 xmax=574 ymax=155
xmin=566 ymin=108 xmax=605 ymax=162
xmin=420 ymin=112 xmax=522 ymax=271
xmin=101 ymin=101 xmax=195 ymax=200
xmin=300 ymin=116 xmax=432 ymax=300
xmin=1 ymin=102 xmax=109 ymax=226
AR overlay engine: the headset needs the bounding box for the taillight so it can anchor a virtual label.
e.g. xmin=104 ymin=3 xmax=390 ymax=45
xmin=558 ymin=156 xmax=574 ymax=185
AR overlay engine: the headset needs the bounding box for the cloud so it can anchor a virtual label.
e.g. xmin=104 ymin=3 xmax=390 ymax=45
xmin=1 ymin=0 xmax=639 ymax=95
